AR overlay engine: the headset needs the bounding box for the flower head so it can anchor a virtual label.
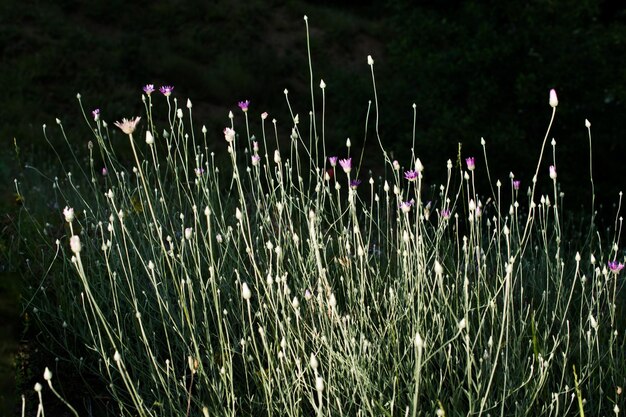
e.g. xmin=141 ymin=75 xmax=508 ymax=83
xmin=101 ymin=167 xmax=108 ymax=176
xmin=404 ymin=170 xmax=419 ymax=181
xmin=114 ymin=117 xmax=141 ymax=135
xmin=238 ymin=100 xmax=250 ymax=112
xmin=261 ymin=112 xmax=268 ymax=120
xmin=350 ymin=179 xmax=361 ymax=189
xmin=466 ymin=157 xmax=475 ymax=171
xmin=608 ymin=261 xmax=624 ymax=274
xmin=63 ymin=206 xmax=75 ymax=223
xmin=251 ymin=154 xmax=261 ymax=166
xmin=399 ymin=199 xmax=415 ymax=213
xmin=143 ymin=84 xmax=155 ymax=95
xmin=194 ymin=167 xmax=205 ymax=176
xmin=440 ymin=209 xmax=451 ymax=220
xmin=328 ymin=156 xmax=338 ymax=167
xmin=159 ymin=85 xmax=174 ymax=96
xmin=549 ymin=89 xmax=558 ymax=108
xmin=513 ymin=180 xmax=521 ymax=191
xmin=339 ymin=158 xmax=352 ymax=174
xmin=224 ymin=127 xmax=236 ymax=143
xmin=92 ymin=109 xmax=100 ymax=122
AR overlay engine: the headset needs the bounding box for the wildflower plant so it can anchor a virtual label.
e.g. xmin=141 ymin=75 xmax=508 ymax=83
xmin=18 ymin=17 xmax=626 ymax=417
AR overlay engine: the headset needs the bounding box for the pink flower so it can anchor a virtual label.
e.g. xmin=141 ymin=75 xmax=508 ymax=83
xmin=608 ymin=261 xmax=624 ymax=274
xmin=399 ymin=199 xmax=415 ymax=213
xmin=466 ymin=157 xmax=475 ymax=171
xmin=339 ymin=158 xmax=352 ymax=174
xmin=143 ymin=84 xmax=155 ymax=95
xmin=159 ymin=85 xmax=174 ymax=96
xmin=328 ymin=156 xmax=338 ymax=167
xmin=92 ymin=109 xmax=100 ymax=122
xmin=404 ymin=170 xmax=419 ymax=181
xmin=238 ymin=100 xmax=250 ymax=112
xmin=114 ymin=117 xmax=141 ymax=135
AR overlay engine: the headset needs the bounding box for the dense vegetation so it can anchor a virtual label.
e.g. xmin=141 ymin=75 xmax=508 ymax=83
xmin=2 ymin=0 xmax=626 ymax=415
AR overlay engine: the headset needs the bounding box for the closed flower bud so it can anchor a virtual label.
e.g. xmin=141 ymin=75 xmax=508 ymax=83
xmin=549 ymin=89 xmax=558 ymax=108
xmin=242 ymin=282 xmax=252 ymax=300
xmin=70 ymin=235 xmax=81 ymax=254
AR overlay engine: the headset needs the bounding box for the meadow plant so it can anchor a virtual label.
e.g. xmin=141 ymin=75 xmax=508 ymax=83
xmin=19 ymin=18 xmax=626 ymax=417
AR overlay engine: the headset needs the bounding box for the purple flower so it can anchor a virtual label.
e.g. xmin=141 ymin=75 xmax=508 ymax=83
xmin=328 ymin=156 xmax=338 ymax=167
xmin=252 ymin=141 xmax=259 ymax=152
xmin=159 ymin=85 xmax=174 ymax=97
xmin=194 ymin=167 xmax=205 ymax=176
xmin=238 ymin=100 xmax=250 ymax=112
xmin=101 ymin=167 xmax=108 ymax=176
xmin=404 ymin=170 xmax=419 ymax=181
xmin=466 ymin=157 xmax=475 ymax=171
xmin=339 ymin=158 xmax=352 ymax=174
xmin=399 ymin=199 xmax=415 ymax=213
xmin=440 ymin=209 xmax=451 ymax=220
xmin=513 ymin=180 xmax=521 ymax=191
xmin=251 ymin=154 xmax=261 ymax=166
xmin=92 ymin=108 xmax=100 ymax=122
xmin=608 ymin=261 xmax=624 ymax=274
xmin=350 ymin=179 xmax=361 ymax=189
xmin=143 ymin=84 xmax=155 ymax=95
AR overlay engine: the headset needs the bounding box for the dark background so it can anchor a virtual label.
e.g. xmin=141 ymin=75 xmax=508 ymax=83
xmin=2 ymin=0 xmax=626 ymax=412
xmin=2 ymin=0 xmax=626 ymax=209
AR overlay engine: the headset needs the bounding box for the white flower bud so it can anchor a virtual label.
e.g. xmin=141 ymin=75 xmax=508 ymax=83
xmin=145 ymin=131 xmax=154 ymax=145
xmin=549 ymin=89 xmax=558 ymax=108
xmin=70 ymin=235 xmax=81 ymax=254
xmin=315 ymin=376 xmax=324 ymax=392
xmin=242 ymin=282 xmax=252 ymax=300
